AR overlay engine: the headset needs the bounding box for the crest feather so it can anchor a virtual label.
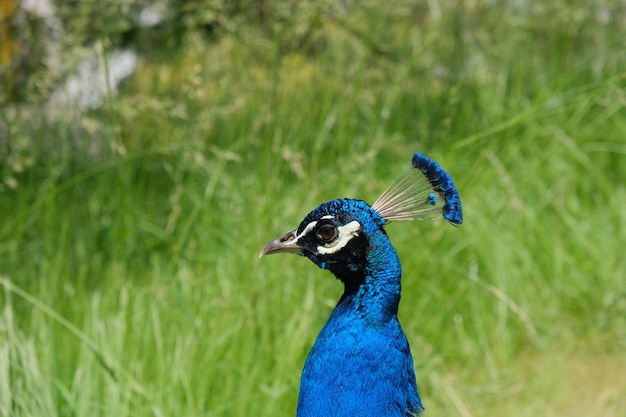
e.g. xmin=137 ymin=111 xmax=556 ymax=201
xmin=372 ymin=152 xmax=463 ymax=225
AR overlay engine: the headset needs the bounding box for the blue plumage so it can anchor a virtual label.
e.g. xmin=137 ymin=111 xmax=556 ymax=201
xmin=411 ymin=152 xmax=463 ymax=225
xmin=260 ymin=151 xmax=462 ymax=416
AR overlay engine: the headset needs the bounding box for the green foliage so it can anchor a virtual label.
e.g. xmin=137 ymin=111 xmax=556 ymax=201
xmin=1 ymin=1 xmax=626 ymax=416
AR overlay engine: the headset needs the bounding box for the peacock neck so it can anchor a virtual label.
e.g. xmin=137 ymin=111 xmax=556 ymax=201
xmin=338 ymin=236 xmax=402 ymax=324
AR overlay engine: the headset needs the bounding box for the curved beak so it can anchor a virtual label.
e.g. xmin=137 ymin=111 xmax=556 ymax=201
xmin=259 ymin=228 xmax=302 ymax=258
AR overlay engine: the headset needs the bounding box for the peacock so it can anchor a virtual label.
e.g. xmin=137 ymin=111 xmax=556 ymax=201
xmin=260 ymin=151 xmax=463 ymax=417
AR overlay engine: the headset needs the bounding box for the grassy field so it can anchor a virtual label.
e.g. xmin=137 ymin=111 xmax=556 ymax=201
xmin=1 ymin=2 xmax=626 ymax=416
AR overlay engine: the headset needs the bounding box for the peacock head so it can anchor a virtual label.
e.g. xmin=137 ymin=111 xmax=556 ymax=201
xmin=260 ymin=198 xmax=387 ymax=280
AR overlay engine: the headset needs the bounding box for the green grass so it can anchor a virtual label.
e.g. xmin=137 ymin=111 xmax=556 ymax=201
xmin=1 ymin=2 xmax=626 ymax=416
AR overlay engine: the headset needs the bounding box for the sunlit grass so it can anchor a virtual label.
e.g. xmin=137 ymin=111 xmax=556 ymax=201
xmin=1 ymin=2 xmax=625 ymax=416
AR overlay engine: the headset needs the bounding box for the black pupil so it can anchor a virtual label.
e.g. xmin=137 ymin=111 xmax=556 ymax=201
xmin=318 ymin=225 xmax=337 ymax=242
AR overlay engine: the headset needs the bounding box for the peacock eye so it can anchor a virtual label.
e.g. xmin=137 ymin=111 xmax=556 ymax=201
xmin=316 ymin=224 xmax=338 ymax=243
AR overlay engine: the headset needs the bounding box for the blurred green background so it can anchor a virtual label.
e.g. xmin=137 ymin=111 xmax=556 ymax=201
xmin=1 ymin=1 xmax=625 ymax=416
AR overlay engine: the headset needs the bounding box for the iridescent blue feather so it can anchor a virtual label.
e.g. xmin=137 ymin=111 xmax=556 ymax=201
xmin=372 ymin=152 xmax=463 ymax=225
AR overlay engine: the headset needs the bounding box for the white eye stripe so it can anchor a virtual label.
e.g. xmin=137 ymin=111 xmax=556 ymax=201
xmin=293 ymin=215 xmax=336 ymax=243
xmin=316 ymin=221 xmax=361 ymax=255
xmin=294 ymin=221 xmax=318 ymax=244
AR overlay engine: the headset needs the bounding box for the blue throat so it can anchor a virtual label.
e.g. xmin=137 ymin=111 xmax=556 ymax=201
xmin=297 ymin=212 xmax=423 ymax=417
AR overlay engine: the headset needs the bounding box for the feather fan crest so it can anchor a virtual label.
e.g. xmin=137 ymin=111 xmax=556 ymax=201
xmin=372 ymin=152 xmax=463 ymax=225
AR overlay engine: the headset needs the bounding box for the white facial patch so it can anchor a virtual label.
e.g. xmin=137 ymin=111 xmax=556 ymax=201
xmin=316 ymin=220 xmax=361 ymax=255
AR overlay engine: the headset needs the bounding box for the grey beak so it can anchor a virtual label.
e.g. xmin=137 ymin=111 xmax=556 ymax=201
xmin=259 ymin=228 xmax=302 ymax=258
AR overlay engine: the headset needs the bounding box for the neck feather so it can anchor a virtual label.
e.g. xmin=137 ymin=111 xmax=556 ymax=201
xmin=338 ymin=236 xmax=402 ymax=322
